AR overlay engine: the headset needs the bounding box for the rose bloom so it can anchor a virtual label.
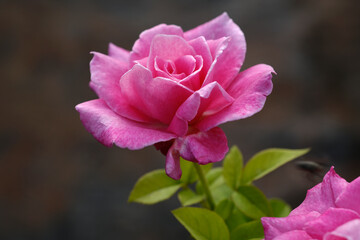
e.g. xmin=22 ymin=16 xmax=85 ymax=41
xmin=262 ymin=167 xmax=360 ymax=239
xmin=76 ymin=13 xmax=274 ymax=179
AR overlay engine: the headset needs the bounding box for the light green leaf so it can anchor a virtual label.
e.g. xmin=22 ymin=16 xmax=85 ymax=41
xmin=128 ymin=169 xmax=181 ymax=204
xmin=215 ymin=199 xmax=234 ymax=220
xmin=211 ymin=183 xmax=233 ymax=205
xmin=223 ymin=146 xmax=243 ymax=189
xmin=172 ymin=207 xmax=230 ymax=240
xmin=180 ymin=158 xmax=198 ymax=184
xmin=230 ymin=220 xmax=264 ymax=240
xmin=232 ymin=190 xmax=266 ymax=219
xmin=242 ymin=148 xmax=310 ymax=184
xmin=269 ymin=198 xmax=292 ymax=217
xmin=238 ymin=186 xmax=272 ymax=216
xmin=178 ymin=188 xmax=204 ymax=207
xmin=180 ymin=158 xmax=213 ymax=184
xmin=196 ymin=167 xmax=223 ymax=194
xmin=226 ymin=209 xmax=252 ymax=232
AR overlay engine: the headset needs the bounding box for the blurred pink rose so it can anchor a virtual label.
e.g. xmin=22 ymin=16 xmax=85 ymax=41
xmin=262 ymin=167 xmax=360 ymax=239
xmin=76 ymin=13 xmax=274 ymax=179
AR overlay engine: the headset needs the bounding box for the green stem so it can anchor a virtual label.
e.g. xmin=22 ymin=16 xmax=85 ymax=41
xmin=193 ymin=162 xmax=215 ymax=210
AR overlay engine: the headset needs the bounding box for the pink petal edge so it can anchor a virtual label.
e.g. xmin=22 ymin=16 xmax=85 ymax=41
xmin=75 ymin=99 xmax=176 ymax=149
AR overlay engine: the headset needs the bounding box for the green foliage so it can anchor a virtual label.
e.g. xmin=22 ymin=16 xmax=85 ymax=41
xmin=242 ymin=148 xmax=310 ymax=185
xmin=223 ymin=146 xmax=243 ymax=190
xmin=211 ymin=183 xmax=233 ymax=205
xmin=172 ymin=207 xmax=230 ymax=240
xmin=215 ymin=199 xmax=234 ymax=220
xmin=196 ymin=167 xmax=223 ymax=194
xmin=269 ymin=198 xmax=292 ymax=217
xmin=179 ymin=158 xmax=213 ymax=184
xmin=178 ymin=187 xmax=204 ymax=207
xmin=129 ymin=145 xmax=309 ymax=239
xmin=232 ymin=191 xmax=266 ymax=219
xmin=226 ymin=208 xmax=251 ymax=232
xmin=128 ymin=169 xmax=181 ymax=204
xmin=230 ymin=220 xmax=264 ymax=240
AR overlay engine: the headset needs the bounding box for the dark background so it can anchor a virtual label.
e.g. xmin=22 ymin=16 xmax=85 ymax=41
xmin=1 ymin=0 xmax=359 ymax=239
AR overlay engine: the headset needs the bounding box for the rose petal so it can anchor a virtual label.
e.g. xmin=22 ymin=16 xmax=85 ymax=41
xmin=174 ymin=55 xmax=196 ymax=75
xmin=261 ymin=211 xmax=320 ymax=240
xmin=192 ymin=81 xmax=234 ymax=123
xmin=304 ymin=207 xmax=360 ymax=239
xmin=120 ymin=64 xmax=193 ymax=124
xmin=89 ymin=52 xmax=151 ymax=122
xmin=168 ymin=92 xmax=201 ymax=136
xmin=336 ymin=176 xmax=360 ymax=215
xmin=273 ymin=230 xmax=313 ymax=240
xmin=325 ymin=219 xmax=360 ymax=240
xmin=185 ymin=12 xmax=246 ymax=89
xmin=108 ymin=43 xmax=130 ymax=63
xmin=147 ymin=34 xmax=195 ymax=74
xmin=75 ymin=99 xmax=176 ymax=149
xmin=130 ymin=24 xmax=184 ymax=63
xmin=179 ymin=127 xmax=228 ymax=165
xmin=179 ymin=55 xmax=203 ymax=90
xmin=187 ymin=36 xmax=212 ymax=80
xmin=291 ymin=167 xmax=349 ymax=216
xmin=168 ymin=82 xmax=233 ymax=136
xmin=165 ymin=142 xmax=182 ymax=180
xmin=196 ymin=64 xmax=274 ymax=131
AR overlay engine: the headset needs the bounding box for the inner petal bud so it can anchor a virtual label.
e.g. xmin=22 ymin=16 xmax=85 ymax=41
xmin=174 ymin=55 xmax=196 ymax=76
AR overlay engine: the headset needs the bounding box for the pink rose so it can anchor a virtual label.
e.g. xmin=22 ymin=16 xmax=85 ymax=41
xmin=75 ymin=13 xmax=274 ymax=180
xmin=261 ymin=167 xmax=360 ymax=239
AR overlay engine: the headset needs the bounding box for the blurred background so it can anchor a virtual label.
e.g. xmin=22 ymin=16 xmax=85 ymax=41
xmin=1 ymin=0 xmax=359 ymax=239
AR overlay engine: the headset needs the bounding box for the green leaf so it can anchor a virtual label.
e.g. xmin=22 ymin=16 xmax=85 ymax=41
xmin=172 ymin=207 xmax=230 ymax=240
xmin=223 ymin=146 xmax=243 ymax=189
xmin=180 ymin=158 xmax=198 ymax=184
xmin=232 ymin=188 xmax=267 ymax=219
xmin=226 ymin=209 xmax=252 ymax=232
xmin=180 ymin=158 xmax=213 ymax=184
xmin=196 ymin=167 xmax=223 ymax=194
xmin=128 ymin=169 xmax=181 ymax=204
xmin=215 ymin=199 xmax=234 ymax=220
xmin=178 ymin=187 xmax=204 ymax=207
xmin=242 ymin=148 xmax=310 ymax=184
xmin=211 ymin=183 xmax=233 ymax=205
xmin=269 ymin=198 xmax=292 ymax=217
xmin=238 ymin=186 xmax=272 ymax=216
xmin=230 ymin=220 xmax=264 ymax=240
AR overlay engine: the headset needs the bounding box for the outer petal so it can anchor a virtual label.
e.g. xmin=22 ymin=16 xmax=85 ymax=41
xmin=168 ymin=92 xmax=201 ymax=136
xmin=120 ymin=64 xmax=193 ymax=124
xmin=89 ymin=52 xmax=151 ymax=122
xmin=165 ymin=141 xmax=182 ymax=180
xmin=184 ymin=12 xmax=246 ymax=89
xmin=290 ymin=167 xmax=349 ymax=216
xmin=273 ymin=230 xmax=313 ymax=240
xmin=75 ymin=100 xmax=176 ymax=149
xmin=129 ymin=24 xmax=184 ymax=63
xmin=108 ymin=43 xmax=130 ymax=63
xmin=261 ymin=211 xmax=320 ymax=240
xmin=304 ymin=207 xmax=360 ymax=239
xmin=324 ymin=219 xmax=360 ymax=240
xmin=179 ymin=127 xmax=228 ymax=165
xmin=196 ymin=64 xmax=274 ymax=131
xmin=168 ymin=82 xmax=233 ymax=136
xmin=336 ymin=176 xmax=360 ymax=214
